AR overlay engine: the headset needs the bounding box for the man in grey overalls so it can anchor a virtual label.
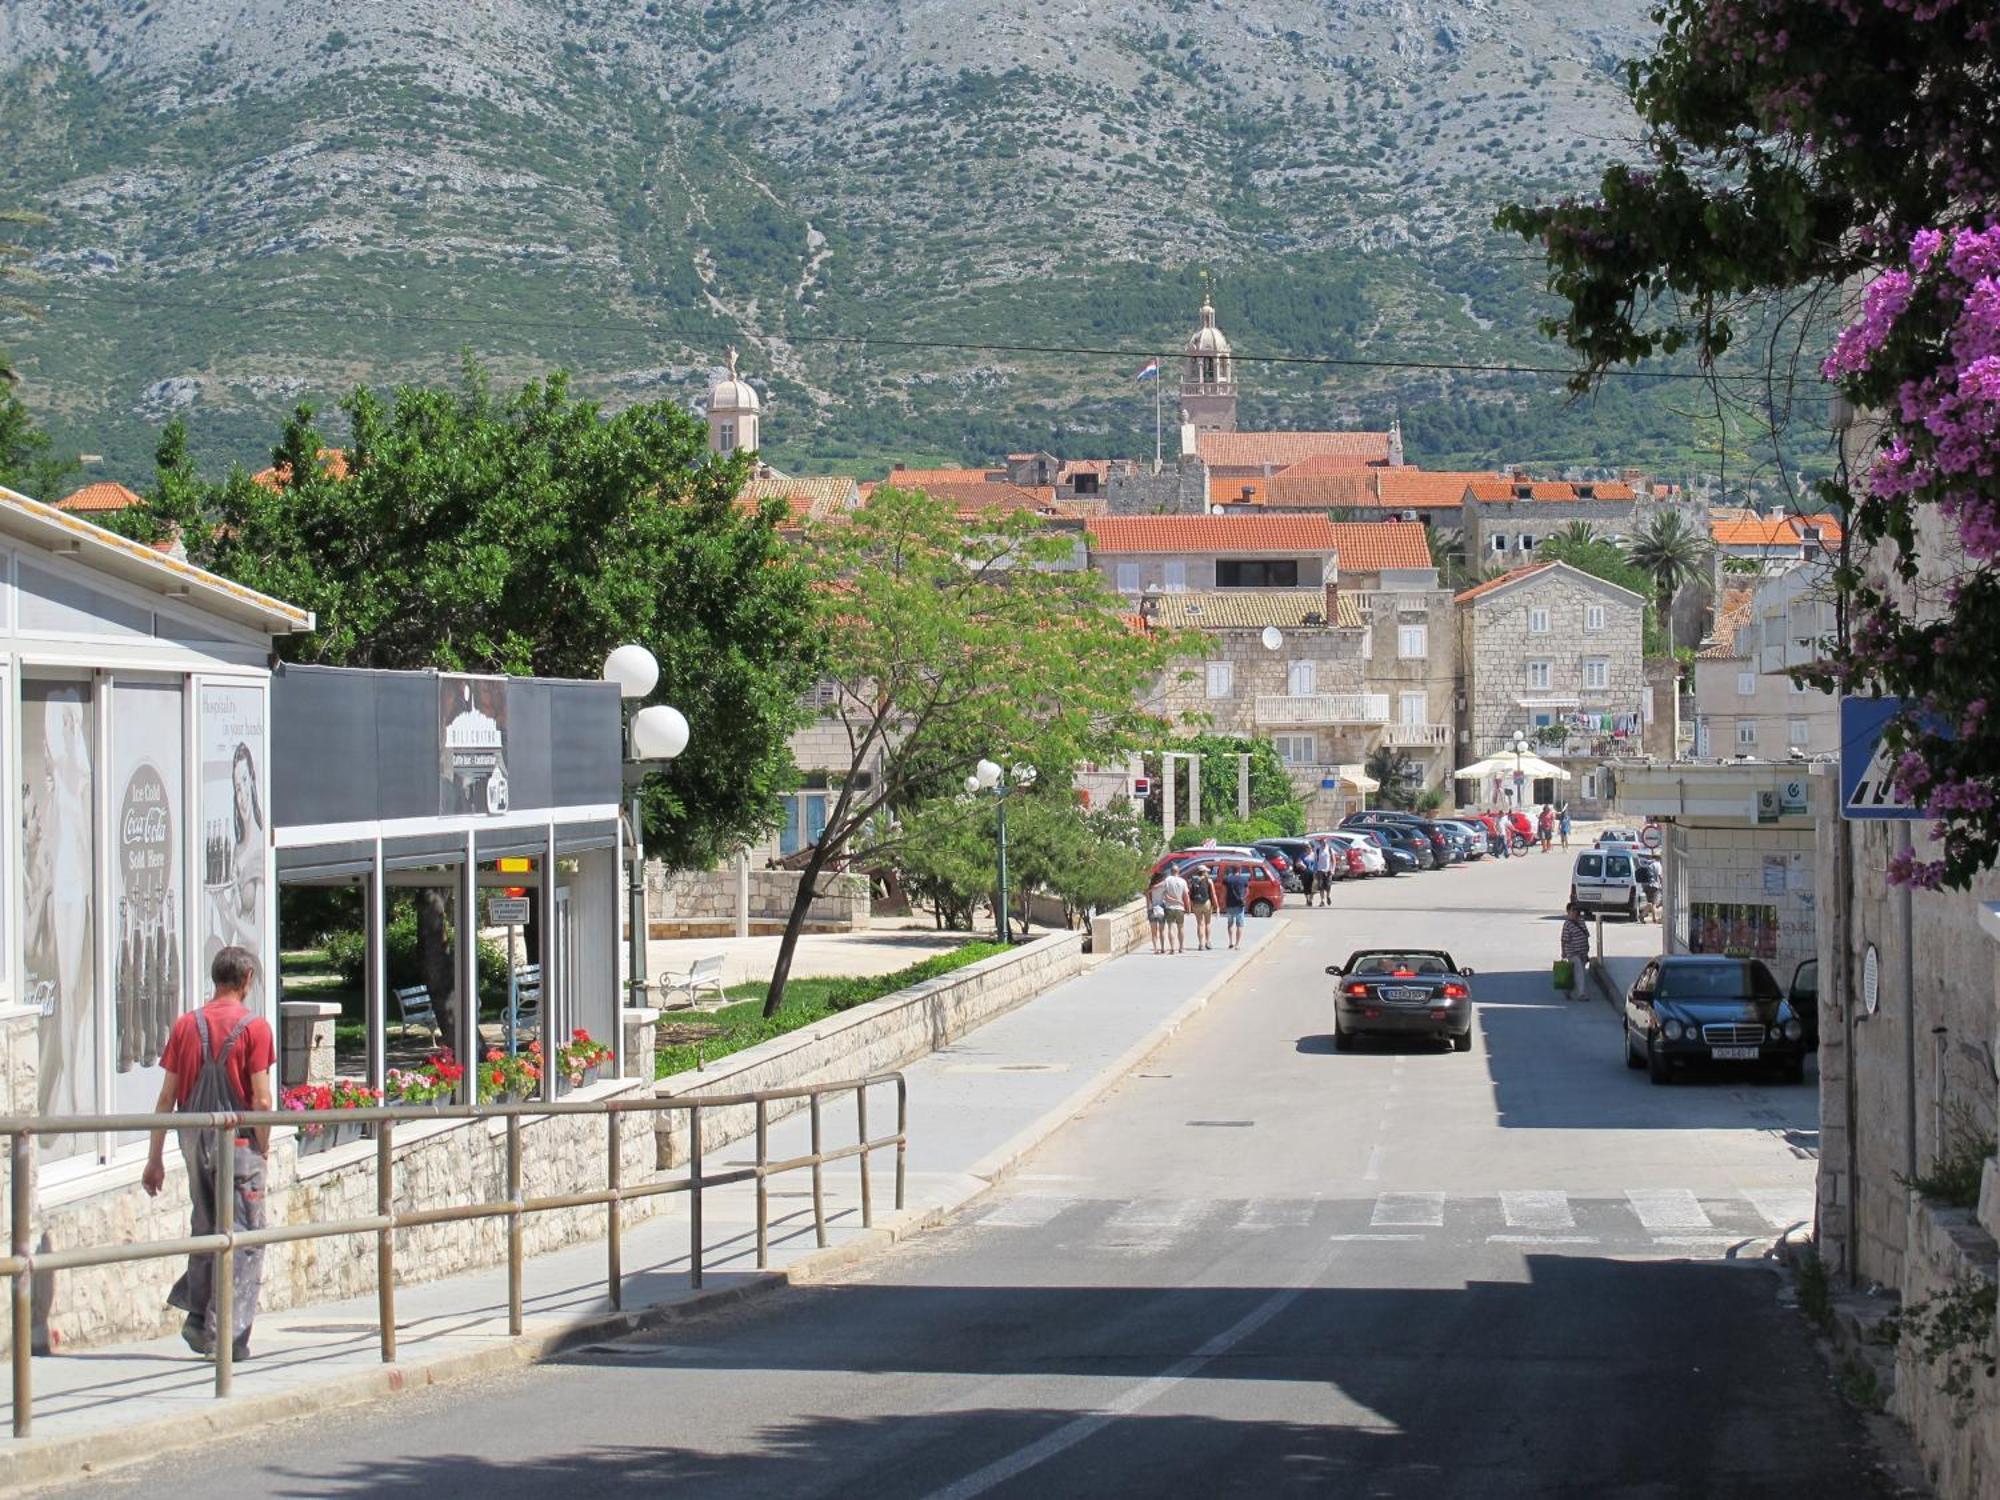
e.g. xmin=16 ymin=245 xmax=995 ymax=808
xmin=142 ymin=946 xmax=275 ymax=1360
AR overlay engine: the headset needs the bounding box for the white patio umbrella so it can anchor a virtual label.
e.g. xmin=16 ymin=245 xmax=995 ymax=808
xmin=1453 ymin=753 xmax=1573 ymax=782
xmin=1334 ymin=763 xmax=1380 ymax=792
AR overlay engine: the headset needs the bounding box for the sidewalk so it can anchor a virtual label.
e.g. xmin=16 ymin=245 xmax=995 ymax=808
xmin=0 ymin=920 xmax=1285 ymax=1491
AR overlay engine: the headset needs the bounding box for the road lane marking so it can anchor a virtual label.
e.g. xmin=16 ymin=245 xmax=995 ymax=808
xmin=1233 ymin=1199 xmax=1314 ymax=1231
xmin=1371 ymin=1192 xmax=1445 ymax=1227
xmin=1500 ymin=1190 xmax=1575 ymax=1230
xmin=976 ymin=1196 xmax=1076 ymax=1229
xmin=921 ymin=1244 xmax=1342 ymax=1500
xmin=1743 ymin=1187 xmax=1816 ymax=1229
xmin=1487 ymin=1234 xmax=1599 ymax=1245
xmin=1625 ymin=1188 xmax=1712 ymax=1232
xmin=1098 ymin=1199 xmax=1205 ymax=1252
xmin=1328 ymin=1233 xmax=1424 ymax=1242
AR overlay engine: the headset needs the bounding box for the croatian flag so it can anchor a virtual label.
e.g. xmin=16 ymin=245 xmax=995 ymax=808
xmin=1134 ymin=360 xmax=1160 ymax=381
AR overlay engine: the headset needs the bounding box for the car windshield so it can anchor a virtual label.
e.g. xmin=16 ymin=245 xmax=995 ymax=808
xmin=1659 ymin=962 xmax=1781 ymax=1001
xmin=1350 ymin=953 xmax=1453 ymax=976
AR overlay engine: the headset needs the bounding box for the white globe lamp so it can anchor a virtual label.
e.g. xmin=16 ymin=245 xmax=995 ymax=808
xmin=602 ymin=643 xmax=660 ymax=700
xmin=631 ymin=703 xmax=690 ymax=761
xmin=975 ymin=758 xmax=1003 ymax=791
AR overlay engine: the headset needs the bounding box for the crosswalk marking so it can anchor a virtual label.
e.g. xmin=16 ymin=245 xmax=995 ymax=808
xmin=1233 ymin=1199 xmax=1315 ymax=1231
xmin=1624 ymin=1189 xmax=1713 ymax=1232
xmin=1371 ymin=1192 xmax=1445 ymax=1227
xmin=977 ymin=1195 xmax=1075 ymax=1229
xmin=1743 ymin=1188 xmax=1816 ymax=1230
xmin=1500 ymin=1190 xmax=1575 ymax=1230
xmin=1100 ymin=1199 xmax=1207 ymax=1251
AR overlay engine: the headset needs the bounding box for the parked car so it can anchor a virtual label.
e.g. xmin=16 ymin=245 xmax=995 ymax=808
xmin=1254 ymin=838 xmax=1318 ymax=892
xmin=1326 ymin=948 xmax=1476 ymax=1052
xmin=1788 ymin=958 xmax=1819 ymax=1050
xmin=1570 ymin=847 xmax=1643 ymax=919
xmin=1371 ymin=823 xmax=1437 ymax=871
xmin=1152 ymin=852 xmax=1285 ymax=917
xmin=1345 ymin=811 xmax=1452 ymax=866
xmin=1433 ymin=819 xmax=1486 ymax=861
xmin=1596 ymin=827 xmax=1643 ymax=848
xmin=1623 ymin=954 xmax=1808 ymax=1084
xmin=1316 ymin=830 xmax=1384 ymax=877
xmin=1150 ymin=846 xmax=1261 ymax=882
xmin=1310 ymin=834 xmax=1359 ymax=880
xmin=1352 ymin=827 xmax=1414 ymax=875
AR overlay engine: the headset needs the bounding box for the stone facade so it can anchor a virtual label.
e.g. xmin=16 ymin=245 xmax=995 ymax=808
xmin=1892 ymin=1194 xmax=2000 ymax=1500
xmin=643 ymin=862 xmax=870 ymax=938
xmin=1088 ymin=896 xmax=1151 ymax=958
xmin=1455 ymin=563 xmax=1648 ymax=814
xmin=1691 ymin=565 xmax=1840 ymax=760
xmin=1105 ymin=459 xmax=1207 ymax=516
xmin=1459 ymin=495 xmax=1646 ymax=559
xmin=1093 ymin=548 xmax=1331 ymax=597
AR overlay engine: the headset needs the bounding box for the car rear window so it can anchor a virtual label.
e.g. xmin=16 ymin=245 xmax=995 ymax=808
xmin=1605 ymin=855 xmax=1632 ymax=877
xmin=1576 ymin=854 xmax=1603 ymax=877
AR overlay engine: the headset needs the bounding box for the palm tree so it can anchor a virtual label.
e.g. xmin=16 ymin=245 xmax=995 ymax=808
xmin=1625 ymin=510 xmax=1710 ymax=645
xmin=1552 ymin=520 xmax=1599 ymax=549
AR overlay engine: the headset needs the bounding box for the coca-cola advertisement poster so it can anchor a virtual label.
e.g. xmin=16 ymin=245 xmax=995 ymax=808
xmin=440 ymin=675 xmax=510 ymax=816
xmin=111 ymin=681 xmax=185 ymax=1112
xmin=21 ymin=680 xmax=97 ymax=1155
xmin=199 ymin=683 xmax=267 ymax=998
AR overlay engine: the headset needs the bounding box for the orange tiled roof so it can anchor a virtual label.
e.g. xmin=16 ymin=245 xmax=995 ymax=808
xmin=735 ymin=474 xmax=860 ymax=528
xmin=56 ymin=481 xmax=145 ymax=513
xmin=1794 ymin=512 xmax=1845 ymax=545
xmin=1264 ymin=468 xmax=1501 ymax=511
xmin=1463 ymin=479 xmax=1638 ymax=502
xmin=882 ymin=466 xmax=1001 ymax=488
xmin=1711 ymin=514 xmax=1807 ymax=548
xmin=1085 ymin=514 xmax=1340 ymax=555
xmin=252 ymin=448 xmax=350 ymax=489
xmin=1326 ymin=521 xmax=1432 ymax=574
xmin=1196 ymin=430 xmax=1392 ymax=471
xmin=1453 ymin=561 xmax=1559 ymax=604
xmin=1271 ymin=450 xmax=1391 ymax=478
xmin=889 ymin=479 xmax=1058 ymax=515
xmin=1209 ymin=477 xmax=1270 ymax=507
xmin=1696 ymin=586 xmax=1758 ymax=660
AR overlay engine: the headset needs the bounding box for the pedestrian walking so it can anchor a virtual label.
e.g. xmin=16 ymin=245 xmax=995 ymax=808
xmin=1538 ymin=804 xmax=1555 ymax=853
xmin=1186 ymin=863 xmax=1217 ymax=950
xmin=1490 ymin=811 xmax=1510 ymax=858
xmin=1158 ymin=865 xmax=1190 ymax=953
xmin=1221 ymin=864 xmax=1251 ymax=950
xmin=143 ymin=946 xmax=274 ymax=1361
xmin=1558 ymin=903 xmax=1592 ymax=998
xmin=1316 ymin=844 xmax=1336 ymax=904
xmin=1146 ymin=872 xmax=1168 ymax=954
xmin=1297 ymin=844 xmax=1318 ymax=907
xmin=1558 ymin=804 xmax=1572 ymax=848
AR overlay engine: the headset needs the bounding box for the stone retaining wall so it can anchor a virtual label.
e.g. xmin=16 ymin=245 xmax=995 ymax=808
xmin=1089 ymin=897 xmax=1150 ymax=958
xmin=1893 ymin=1193 xmax=2000 ymax=1499
xmin=653 ymin=930 xmax=1085 ymax=1167
xmin=644 ymin=862 xmax=869 ymax=937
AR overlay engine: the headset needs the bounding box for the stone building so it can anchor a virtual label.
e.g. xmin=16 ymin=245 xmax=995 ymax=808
xmin=1691 ymin=565 xmax=1839 ymax=760
xmin=1454 ymin=561 xmax=1649 ymax=813
xmin=1085 ymin=513 xmax=1340 ymax=596
xmin=1458 ymin=478 xmax=1643 ymax=562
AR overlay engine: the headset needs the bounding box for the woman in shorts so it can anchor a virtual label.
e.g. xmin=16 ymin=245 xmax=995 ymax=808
xmin=1186 ymin=863 xmax=1216 ymax=950
xmin=1146 ymin=873 xmax=1169 ymax=954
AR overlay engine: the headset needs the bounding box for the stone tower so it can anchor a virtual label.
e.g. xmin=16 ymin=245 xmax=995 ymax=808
xmin=1179 ymin=285 xmax=1237 ymax=436
xmin=707 ymin=347 xmax=762 ymax=455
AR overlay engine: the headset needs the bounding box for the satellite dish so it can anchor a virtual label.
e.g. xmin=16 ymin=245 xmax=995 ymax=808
xmin=1260 ymin=625 xmax=1283 ymax=651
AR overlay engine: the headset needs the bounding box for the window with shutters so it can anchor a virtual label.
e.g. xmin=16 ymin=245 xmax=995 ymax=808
xmin=1737 ymin=671 xmax=1757 ymax=697
xmin=1527 ymin=660 xmax=1552 ymax=690
xmin=1737 ymin=721 xmax=1759 ymax=747
xmin=1528 ymin=607 xmax=1550 ymax=634
xmin=1116 ymin=562 xmax=1140 ymax=593
xmin=1272 ymin=733 xmax=1317 ymax=765
xmin=1583 ymin=657 xmax=1609 ymax=690
xmin=1789 ymin=717 xmax=1810 ymax=745
xmin=1162 ymin=560 xmax=1187 ymax=593
xmin=1397 ymin=624 xmax=1428 ymax=659
xmin=1287 ymin=660 xmax=1316 ymax=697
xmin=1492 ymin=534 xmax=1510 ymax=553
xmin=1585 ymin=603 xmax=1606 ymax=632
xmin=1206 ymin=661 xmax=1234 ymax=699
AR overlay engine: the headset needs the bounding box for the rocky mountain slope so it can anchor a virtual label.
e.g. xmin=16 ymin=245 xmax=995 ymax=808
xmin=0 ymin=0 xmax=1723 ymax=483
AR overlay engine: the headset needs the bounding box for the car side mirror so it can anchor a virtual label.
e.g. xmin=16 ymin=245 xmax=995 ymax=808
xmin=1459 ymin=966 xmax=1475 ymax=977
xmin=1325 ymin=965 xmax=1343 ymax=977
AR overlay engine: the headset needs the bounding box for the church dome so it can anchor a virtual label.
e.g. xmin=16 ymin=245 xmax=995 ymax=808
xmin=708 ymin=347 xmax=762 ymax=413
xmin=1184 ymin=296 xmax=1231 ymax=357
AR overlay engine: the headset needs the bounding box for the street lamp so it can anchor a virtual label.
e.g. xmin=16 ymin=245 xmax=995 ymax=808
xmin=967 ymin=758 xmax=1036 ymax=943
xmin=1511 ymin=732 xmax=1531 ymax=809
xmin=604 ymin=644 xmax=688 ymax=1011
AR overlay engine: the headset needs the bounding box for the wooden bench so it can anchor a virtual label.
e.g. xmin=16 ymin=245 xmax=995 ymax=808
xmin=394 ymin=984 xmax=440 ymax=1043
xmin=657 ymin=954 xmax=726 ymax=1010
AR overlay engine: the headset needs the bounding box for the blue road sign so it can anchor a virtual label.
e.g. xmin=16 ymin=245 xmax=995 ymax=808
xmin=1840 ymin=696 xmax=1928 ymax=820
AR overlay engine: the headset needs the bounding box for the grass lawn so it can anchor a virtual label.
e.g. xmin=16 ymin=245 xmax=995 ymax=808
xmin=655 ymin=942 xmax=1007 ymax=1079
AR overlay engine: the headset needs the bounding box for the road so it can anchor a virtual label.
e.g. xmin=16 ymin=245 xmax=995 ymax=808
xmin=67 ymin=846 xmax=1896 ymax=1499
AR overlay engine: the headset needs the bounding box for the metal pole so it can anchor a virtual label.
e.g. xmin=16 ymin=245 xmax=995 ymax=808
xmin=856 ymin=1084 xmax=873 ymax=1230
xmin=809 ymin=1091 xmax=827 ymax=1249
xmin=1900 ymin=821 xmax=1917 ymax=1186
xmin=606 ymin=1112 xmax=623 ymax=1311
xmin=689 ymin=1104 xmax=705 ymax=1290
xmin=626 ymin=722 xmax=649 ymax=1010
xmin=506 ymin=923 xmax=518 ymax=1057
xmin=505 ymin=1114 xmax=523 ymax=1337
xmin=754 ymin=1100 xmax=769 ymax=1270
xmin=995 ymin=792 xmax=1010 ymax=945
xmin=12 ymin=1133 xmax=33 ymax=1437
xmin=214 ymin=1128 xmax=234 ymax=1398
xmin=376 ymin=1121 xmax=396 ymax=1364
xmin=895 ymin=1076 xmax=908 ymax=1211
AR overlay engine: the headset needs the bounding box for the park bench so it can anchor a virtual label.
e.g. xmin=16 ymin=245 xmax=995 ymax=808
xmin=658 ymin=954 xmax=727 ymax=1010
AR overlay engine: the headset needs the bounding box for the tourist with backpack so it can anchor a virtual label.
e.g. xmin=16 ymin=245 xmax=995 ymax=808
xmin=142 ymin=946 xmax=275 ymax=1361
xmin=1186 ymin=863 xmax=1217 ymax=950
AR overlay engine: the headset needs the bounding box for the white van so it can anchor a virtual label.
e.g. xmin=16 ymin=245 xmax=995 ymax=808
xmin=1571 ymin=847 xmax=1642 ymax=919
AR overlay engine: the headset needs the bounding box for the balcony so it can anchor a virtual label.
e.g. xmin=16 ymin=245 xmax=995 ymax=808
xmin=1256 ymin=692 xmax=1390 ymax=727
xmin=1349 ymin=591 xmax=1434 ymax=617
xmin=1383 ymin=722 xmax=1451 ymax=749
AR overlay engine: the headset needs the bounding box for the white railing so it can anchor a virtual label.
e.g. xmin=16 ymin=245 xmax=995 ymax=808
xmin=1348 ymin=592 xmax=1434 ymax=617
xmin=1256 ymin=692 xmax=1391 ymax=727
xmin=1383 ymin=722 xmax=1451 ymax=748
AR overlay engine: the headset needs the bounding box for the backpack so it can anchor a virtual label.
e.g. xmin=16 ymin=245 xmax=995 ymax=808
xmin=183 ymin=1010 xmax=253 ymax=1173
xmin=1187 ymin=872 xmax=1212 ymax=904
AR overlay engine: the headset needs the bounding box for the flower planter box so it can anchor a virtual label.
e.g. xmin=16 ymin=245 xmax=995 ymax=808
xmin=296 ymin=1119 xmax=366 ymax=1156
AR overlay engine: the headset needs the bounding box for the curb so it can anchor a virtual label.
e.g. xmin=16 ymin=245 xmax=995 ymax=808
xmin=0 ymin=934 xmax=1277 ymax=1495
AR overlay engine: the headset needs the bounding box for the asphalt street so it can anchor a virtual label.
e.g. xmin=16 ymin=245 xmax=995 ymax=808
xmin=63 ymin=846 xmax=1896 ymax=1499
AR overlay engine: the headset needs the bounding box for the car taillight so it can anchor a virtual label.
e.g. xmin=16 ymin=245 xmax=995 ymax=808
xmin=1345 ymin=982 xmax=1368 ymax=997
xmin=1442 ymin=983 xmax=1467 ymax=999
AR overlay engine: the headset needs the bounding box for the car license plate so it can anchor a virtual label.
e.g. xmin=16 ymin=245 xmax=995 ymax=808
xmin=1380 ymin=987 xmax=1426 ymax=1002
xmin=1710 ymin=1045 xmax=1759 ymax=1060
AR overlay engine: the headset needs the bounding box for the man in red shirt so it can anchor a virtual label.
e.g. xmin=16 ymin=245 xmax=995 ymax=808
xmin=142 ymin=946 xmax=275 ymax=1360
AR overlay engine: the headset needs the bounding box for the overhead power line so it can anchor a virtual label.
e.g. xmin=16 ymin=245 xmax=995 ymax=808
xmin=34 ymin=284 xmax=1734 ymax=385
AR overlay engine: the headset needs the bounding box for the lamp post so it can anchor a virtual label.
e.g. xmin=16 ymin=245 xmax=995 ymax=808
xmin=1511 ymin=732 xmax=1530 ymax=810
xmin=966 ymin=758 xmax=1036 ymax=944
xmin=603 ymin=645 xmax=689 ymax=1011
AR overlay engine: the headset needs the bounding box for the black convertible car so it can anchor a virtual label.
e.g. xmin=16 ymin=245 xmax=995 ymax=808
xmin=1326 ymin=948 xmax=1476 ymax=1052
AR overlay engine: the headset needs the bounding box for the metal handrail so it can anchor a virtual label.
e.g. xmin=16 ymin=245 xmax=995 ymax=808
xmin=0 ymin=1072 xmax=908 ymax=1438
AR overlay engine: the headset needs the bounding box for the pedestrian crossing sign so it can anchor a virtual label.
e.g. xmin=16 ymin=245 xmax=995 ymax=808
xmin=1839 ymin=696 xmax=1927 ymax=820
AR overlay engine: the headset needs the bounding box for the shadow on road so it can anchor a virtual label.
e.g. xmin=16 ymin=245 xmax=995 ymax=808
xmin=206 ymin=1256 xmax=1895 ymax=1500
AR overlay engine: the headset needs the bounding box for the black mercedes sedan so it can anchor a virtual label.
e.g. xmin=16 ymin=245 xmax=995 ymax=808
xmin=1623 ymin=954 xmax=1808 ymax=1085
xmin=1326 ymin=949 xmax=1475 ymax=1052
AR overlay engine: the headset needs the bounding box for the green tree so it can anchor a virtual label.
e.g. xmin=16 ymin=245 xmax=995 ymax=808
xmin=763 ymin=485 xmax=1173 ymax=1016
xmin=1365 ymin=746 xmax=1420 ymax=811
xmin=1551 ymin=520 xmax=1600 ymax=550
xmin=0 ymin=387 xmax=77 ymax=497
xmin=1534 ymin=535 xmax=1667 ymax=657
xmin=1624 ymin=509 xmax=1711 ymax=640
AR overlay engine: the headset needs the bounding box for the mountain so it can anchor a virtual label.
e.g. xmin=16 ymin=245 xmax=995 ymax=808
xmin=2 ymin=0 xmax=1775 ymax=488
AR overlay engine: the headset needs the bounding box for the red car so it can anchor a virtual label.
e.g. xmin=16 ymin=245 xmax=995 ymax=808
xmin=1149 ymin=853 xmax=1284 ymax=916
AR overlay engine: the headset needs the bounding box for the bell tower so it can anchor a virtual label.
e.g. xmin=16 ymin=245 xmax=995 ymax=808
xmin=1180 ymin=275 xmax=1237 ymax=436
